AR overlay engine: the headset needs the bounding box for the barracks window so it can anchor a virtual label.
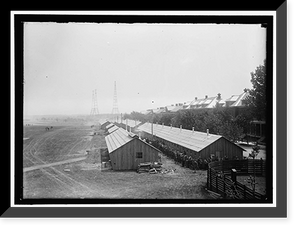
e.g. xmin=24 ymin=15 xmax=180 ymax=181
xmin=136 ymin=152 xmax=143 ymax=158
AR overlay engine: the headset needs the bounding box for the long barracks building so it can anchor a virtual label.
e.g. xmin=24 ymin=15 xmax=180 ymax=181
xmin=136 ymin=122 xmax=245 ymax=160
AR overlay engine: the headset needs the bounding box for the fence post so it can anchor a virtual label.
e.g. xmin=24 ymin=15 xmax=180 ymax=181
xmin=223 ymin=174 xmax=226 ymax=198
xmin=207 ymin=168 xmax=210 ymax=190
xmin=231 ymin=169 xmax=237 ymax=183
xmin=216 ymin=174 xmax=218 ymax=193
xmin=210 ymin=168 xmax=212 ymax=190
xmin=222 ymin=160 xmax=224 ymax=172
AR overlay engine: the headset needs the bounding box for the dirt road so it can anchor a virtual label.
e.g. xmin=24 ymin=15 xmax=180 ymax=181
xmin=23 ymin=156 xmax=87 ymax=173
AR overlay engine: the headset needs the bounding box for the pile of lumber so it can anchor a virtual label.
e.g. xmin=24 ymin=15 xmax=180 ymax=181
xmin=137 ymin=162 xmax=163 ymax=174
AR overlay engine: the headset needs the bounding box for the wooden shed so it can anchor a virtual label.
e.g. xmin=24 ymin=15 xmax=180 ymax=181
xmin=137 ymin=123 xmax=245 ymax=160
xmin=105 ymin=127 xmax=161 ymax=170
xmin=100 ymin=121 xmax=111 ymax=130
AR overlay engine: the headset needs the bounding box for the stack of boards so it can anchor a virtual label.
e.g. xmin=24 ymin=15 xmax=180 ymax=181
xmin=137 ymin=162 xmax=163 ymax=174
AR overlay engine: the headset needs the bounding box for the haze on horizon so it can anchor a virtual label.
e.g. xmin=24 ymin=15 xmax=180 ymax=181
xmin=24 ymin=22 xmax=266 ymax=116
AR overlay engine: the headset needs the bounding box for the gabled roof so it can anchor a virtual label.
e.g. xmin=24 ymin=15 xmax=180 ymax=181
xmin=105 ymin=128 xmax=132 ymax=153
xmin=108 ymin=125 xmax=119 ymax=134
xmin=226 ymin=95 xmax=240 ymax=102
xmin=140 ymin=110 xmax=152 ymax=115
xmin=137 ymin=123 xmax=245 ymax=153
xmin=169 ymin=105 xmax=184 ymax=112
xmin=165 ymin=104 xmax=184 ymax=112
xmin=121 ymin=119 xmax=142 ymax=128
xmin=183 ymin=101 xmax=192 ymax=108
xmin=186 ymin=96 xmax=219 ymax=109
xmin=105 ymin=123 xmax=115 ymax=129
xmin=105 ymin=127 xmax=161 ymax=154
xmin=230 ymin=91 xmax=249 ymax=107
xmin=100 ymin=121 xmax=110 ymax=127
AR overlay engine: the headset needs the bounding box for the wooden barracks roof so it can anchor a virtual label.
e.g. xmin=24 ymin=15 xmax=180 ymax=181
xmin=137 ymin=122 xmax=245 ymax=153
xmin=107 ymin=125 xmax=119 ymax=134
xmin=105 ymin=128 xmax=133 ymax=153
xmin=105 ymin=127 xmax=161 ymax=154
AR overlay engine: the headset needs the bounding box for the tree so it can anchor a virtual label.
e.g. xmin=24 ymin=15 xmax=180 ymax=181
xmin=245 ymin=59 xmax=267 ymax=120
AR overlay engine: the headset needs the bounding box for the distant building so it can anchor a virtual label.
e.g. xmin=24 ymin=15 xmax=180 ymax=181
xmin=116 ymin=119 xmax=142 ymax=132
xmin=100 ymin=121 xmax=111 ymax=130
xmin=140 ymin=109 xmax=152 ymax=115
xmin=182 ymin=93 xmax=224 ymax=110
xmin=225 ymin=91 xmax=249 ymax=108
xmin=165 ymin=103 xmax=184 ymax=113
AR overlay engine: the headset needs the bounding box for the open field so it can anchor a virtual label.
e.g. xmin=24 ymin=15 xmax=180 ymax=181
xmin=23 ymin=122 xmax=212 ymax=199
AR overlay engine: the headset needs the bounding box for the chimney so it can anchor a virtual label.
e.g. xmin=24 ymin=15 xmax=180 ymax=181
xmin=195 ymin=97 xmax=198 ymax=100
xmin=162 ymin=123 xmax=164 ymax=128
xmin=192 ymin=127 xmax=194 ymax=133
xmin=171 ymin=124 xmax=172 ymax=129
xmin=205 ymin=95 xmax=208 ymax=99
xmin=126 ymin=119 xmax=128 ymax=131
xmin=207 ymin=129 xmax=209 ymax=136
xmin=217 ymin=93 xmax=221 ymax=100
xmin=180 ymin=125 xmax=182 ymax=132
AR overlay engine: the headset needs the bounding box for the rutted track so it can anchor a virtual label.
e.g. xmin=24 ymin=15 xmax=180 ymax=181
xmin=23 ymin=125 xmax=101 ymax=198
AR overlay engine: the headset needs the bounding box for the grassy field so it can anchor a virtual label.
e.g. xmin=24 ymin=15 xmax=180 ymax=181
xmin=23 ymin=122 xmax=212 ymax=200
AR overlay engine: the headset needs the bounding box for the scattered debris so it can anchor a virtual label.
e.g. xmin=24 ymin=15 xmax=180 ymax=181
xmin=137 ymin=162 xmax=177 ymax=175
xmin=161 ymin=168 xmax=176 ymax=174
xmin=137 ymin=162 xmax=162 ymax=174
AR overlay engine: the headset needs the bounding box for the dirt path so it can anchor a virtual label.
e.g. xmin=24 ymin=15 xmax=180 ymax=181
xmin=23 ymin=125 xmax=100 ymax=198
xmin=23 ymin=156 xmax=87 ymax=173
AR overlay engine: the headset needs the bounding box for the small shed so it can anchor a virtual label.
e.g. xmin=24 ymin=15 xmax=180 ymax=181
xmin=107 ymin=124 xmax=119 ymax=134
xmin=105 ymin=128 xmax=161 ymax=170
xmin=100 ymin=121 xmax=111 ymax=130
xmin=116 ymin=119 xmax=142 ymax=132
xmin=137 ymin=123 xmax=245 ymax=160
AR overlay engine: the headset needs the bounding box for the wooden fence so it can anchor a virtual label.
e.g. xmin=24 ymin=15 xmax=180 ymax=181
xmin=209 ymin=159 xmax=266 ymax=176
xmin=207 ymin=160 xmax=266 ymax=200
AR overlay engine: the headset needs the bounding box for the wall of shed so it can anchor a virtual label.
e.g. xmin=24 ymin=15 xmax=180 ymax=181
xmin=199 ymin=137 xmax=243 ymax=159
xmin=109 ymin=138 xmax=159 ymax=170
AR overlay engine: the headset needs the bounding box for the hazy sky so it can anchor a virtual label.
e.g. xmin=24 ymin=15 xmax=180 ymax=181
xmin=24 ymin=22 xmax=266 ymax=115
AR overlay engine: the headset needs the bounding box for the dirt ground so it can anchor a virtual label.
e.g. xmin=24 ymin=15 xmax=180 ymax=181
xmin=23 ymin=122 xmax=212 ymax=200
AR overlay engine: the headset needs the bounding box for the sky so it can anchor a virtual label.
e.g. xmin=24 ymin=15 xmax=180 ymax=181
xmin=24 ymin=22 xmax=266 ymax=116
